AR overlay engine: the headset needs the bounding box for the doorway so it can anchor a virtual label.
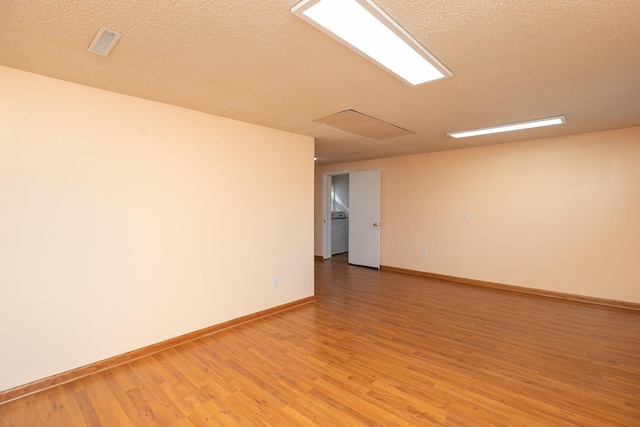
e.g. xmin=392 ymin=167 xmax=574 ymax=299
xmin=322 ymin=172 xmax=350 ymax=260
xmin=322 ymin=170 xmax=381 ymax=269
xmin=330 ymin=173 xmax=349 ymax=256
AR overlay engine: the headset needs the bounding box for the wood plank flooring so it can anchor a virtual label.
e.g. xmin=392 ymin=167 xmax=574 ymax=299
xmin=1 ymin=254 xmax=639 ymax=426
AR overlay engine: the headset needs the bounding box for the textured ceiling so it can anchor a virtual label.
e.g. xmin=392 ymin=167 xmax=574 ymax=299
xmin=1 ymin=0 xmax=639 ymax=165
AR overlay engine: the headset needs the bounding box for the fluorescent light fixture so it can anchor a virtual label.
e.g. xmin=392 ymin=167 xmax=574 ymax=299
xmin=88 ymin=27 xmax=122 ymax=56
xmin=291 ymin=0 xmax=452 ymax=86
xmin=448 ymin=116 xmax=567 ymax=139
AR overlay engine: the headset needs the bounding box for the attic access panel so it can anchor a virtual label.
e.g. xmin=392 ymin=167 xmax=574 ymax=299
xmin=313 ymin=110 xmax=413 ymax=139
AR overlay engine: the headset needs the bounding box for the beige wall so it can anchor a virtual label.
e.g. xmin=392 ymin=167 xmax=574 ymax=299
xmin=0 ymin=66 xmax=314 ymax=392
xmin=315 ymin=127 xmax=640 ymax=304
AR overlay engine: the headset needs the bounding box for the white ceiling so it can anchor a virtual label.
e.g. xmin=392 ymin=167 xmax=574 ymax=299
xmin=1 ymin=0 xmax=639 ymax=165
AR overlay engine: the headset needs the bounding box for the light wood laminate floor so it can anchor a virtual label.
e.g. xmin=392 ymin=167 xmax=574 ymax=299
xmin=1 ymin=254 xmax=639 ymax=426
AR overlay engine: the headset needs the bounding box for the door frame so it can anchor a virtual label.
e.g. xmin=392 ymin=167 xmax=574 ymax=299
xmin=321 ymin=170 xmax=351 ymax=259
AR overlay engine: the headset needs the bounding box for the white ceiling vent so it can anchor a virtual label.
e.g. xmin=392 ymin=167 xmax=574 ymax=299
xmin=88 ymin=27 xmax=122 ymax=56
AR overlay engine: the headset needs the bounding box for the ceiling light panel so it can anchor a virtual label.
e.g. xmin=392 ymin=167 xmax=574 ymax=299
xmin=448 ymin=116 xmax=567 ymax=139
xmin=292 ymin=0 xmax=452 ymax=86
xmin=88 ymin=27 xmax=122 ymax=56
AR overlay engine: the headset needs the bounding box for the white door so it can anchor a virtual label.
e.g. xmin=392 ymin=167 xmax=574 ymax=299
xmin=348 ymin=170 xmax=380 ymax=268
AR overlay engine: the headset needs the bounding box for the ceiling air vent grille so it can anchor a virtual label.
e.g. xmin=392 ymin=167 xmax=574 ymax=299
xmin=88 ymin=27 xmax=121 ymax=56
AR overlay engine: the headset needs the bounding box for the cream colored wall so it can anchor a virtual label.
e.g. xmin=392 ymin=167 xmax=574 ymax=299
xmin=0 ymin=66 xmax=314 ymax=392
xmin=315 ymin=127 xmax=640 ymax=303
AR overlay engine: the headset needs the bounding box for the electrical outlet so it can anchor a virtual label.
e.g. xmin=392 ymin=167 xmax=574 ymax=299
xmin=422 ymin=249 xmax=428 ymax=257
xmin=462 ymin=212 xmax=468 ymax=220
xmin=272 ymin=277 xmax=279 ymax=287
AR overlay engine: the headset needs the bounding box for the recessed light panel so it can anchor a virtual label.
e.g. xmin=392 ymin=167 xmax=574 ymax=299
xmin=292 ymin=0 xmax=451 ymax=86
xmin=448 ymin=116 xmax=567 ymax=139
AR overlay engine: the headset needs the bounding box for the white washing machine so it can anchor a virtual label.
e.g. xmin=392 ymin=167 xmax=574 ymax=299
xmin=331 ymin=211 xmax=349 ymax=255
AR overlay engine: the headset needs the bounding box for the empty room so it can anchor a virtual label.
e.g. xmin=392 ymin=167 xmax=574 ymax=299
xmin=1 ymin=0 xmax=639 ymax=426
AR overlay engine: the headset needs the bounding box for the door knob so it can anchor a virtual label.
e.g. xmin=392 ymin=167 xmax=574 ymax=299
xmin=373 ymin=223 xmax=379 ymax=227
